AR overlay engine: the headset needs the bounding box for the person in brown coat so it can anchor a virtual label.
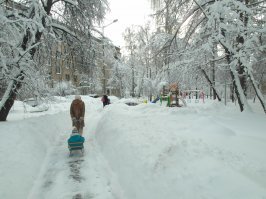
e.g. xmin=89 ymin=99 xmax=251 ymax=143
xmin=70 ymin=95 xmax=85 ymax=135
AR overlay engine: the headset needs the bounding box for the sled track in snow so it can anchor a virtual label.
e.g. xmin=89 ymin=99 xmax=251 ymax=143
xmin=68 ymin=158 xmax=85 ymax=183
xmin=28 ymin=129 xmax=123 ymax=199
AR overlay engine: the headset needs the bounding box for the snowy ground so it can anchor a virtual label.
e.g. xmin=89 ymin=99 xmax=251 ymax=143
xmin=0 ymin=96 xmax=266 ymax=199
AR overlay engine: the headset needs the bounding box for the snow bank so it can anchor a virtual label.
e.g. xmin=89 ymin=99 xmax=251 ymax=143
xmin=0 ymin=112 xmax=70 ymax=199
xmin=1 ymin=96 xmax=266 ymax=199
xmin=95 ymin=102 xmax=266 ymax=199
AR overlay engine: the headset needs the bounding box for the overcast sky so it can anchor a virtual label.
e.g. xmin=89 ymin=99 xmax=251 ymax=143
xmin=103 ymin=0 xmax=152 ymax=48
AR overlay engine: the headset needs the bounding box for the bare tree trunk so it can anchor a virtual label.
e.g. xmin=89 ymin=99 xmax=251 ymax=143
xmin=131 ymin=65 xmax=135 ymax=97
xmin=220 ymin=17 xmax=249 ymax=112
xmin=230 ymin=84 xmax=235 ymax=102
xmin=237 ymin=0 xmax=249 ymax=96
xmin=222 ymin=46 xmax=245 ymax=111
xmin=137 ymin=72 xmax=145 ymax=98
xmin=211 ymin=39 xmax=218 ymax=100
xmin=0 ymin=73 xmax=24 ymax=121
xmin=248 ymin=73 xmax=266 ymax=114
xmin=230 ymin=70 xmax=244 ymax=111
xmin=199 ymin=66 xmax=221 ymax=101
xmin=236 ymin=33 xmax=248 ymax=97
xmin=211 ymin=59 xmax=216 ymax=100
xmin=224 ymin=47 xmax=250 ymax=112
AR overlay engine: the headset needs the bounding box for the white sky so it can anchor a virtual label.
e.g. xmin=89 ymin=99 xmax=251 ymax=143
xmin=103 ymin=0 xmax=152 ymax=48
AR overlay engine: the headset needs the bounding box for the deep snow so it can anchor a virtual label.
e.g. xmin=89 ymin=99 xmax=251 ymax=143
xmin=0 ymin=96 xmax=266 ymax=199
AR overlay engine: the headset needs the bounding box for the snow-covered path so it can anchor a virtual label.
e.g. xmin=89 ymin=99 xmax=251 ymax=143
xmin=27 ymin=99 xmax=125 ymax=199
xmin=1 ymin=97 xmax=266 ymax=199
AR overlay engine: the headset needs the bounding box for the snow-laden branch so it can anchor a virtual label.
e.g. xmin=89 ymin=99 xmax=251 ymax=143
xmin=184 ymin=17 xmax=205 ymax=47
xmin=3 ymin=16 xmax=35 ymax=25
xmin=153 ymin=1 xmax=214 ymax=57
xmin=17 ymin=42 xmax=41 ymax=63
xmin=248 ymin=0 xmax=266 ymax=7
xmin=61 ymin=0 xmax=78 ymax=6
xmin=50 ymin=22 xmax=77 ymax=39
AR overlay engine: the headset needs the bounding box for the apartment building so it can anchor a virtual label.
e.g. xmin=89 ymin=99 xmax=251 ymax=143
xmin=49 ymin=41 xmax=80 ymax=88
xmin=48 ymin=37 xmax=121 ymax=96
xmin=2 ymin=0 xmax=121 ymax=96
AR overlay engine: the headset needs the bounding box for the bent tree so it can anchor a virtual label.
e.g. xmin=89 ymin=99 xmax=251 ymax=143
xmin=149 ymin=0 xmax=266 ymax=113
xmin=0 ymin=0 xmax=108 ymax=121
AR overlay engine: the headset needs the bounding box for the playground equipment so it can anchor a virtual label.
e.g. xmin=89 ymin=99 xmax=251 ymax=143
xmin=182 ymin=90 xmax=205 ymax=103
xmin=159 ymin=83 xmax=187 ymax=107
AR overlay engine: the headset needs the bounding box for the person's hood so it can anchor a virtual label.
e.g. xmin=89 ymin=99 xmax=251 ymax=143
xmin=72 ymin=99 xmax=83 ymax=105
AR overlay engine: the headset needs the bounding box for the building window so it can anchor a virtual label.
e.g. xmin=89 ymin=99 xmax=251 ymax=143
xmin=55 ymin=51 xmax=61 ymax=74
xmin=47 ymin=57 xmax=51 ymax=65
xmin=48 ymin=72 xmax=51 ymax=80
xmin=56 ymin=62 xmax=61 ymax=74
xmin=73 ymin=75 xmax=77 ymax=83
xmin=66 ymin=58 xmax=70 ymax=69
xmin=72 ymin=56 xmax=75 ymax=69
xmin=56 ymin=50 xmax=61 ymax=59
xmin=65 ymin=74 xmax=70 ymax=81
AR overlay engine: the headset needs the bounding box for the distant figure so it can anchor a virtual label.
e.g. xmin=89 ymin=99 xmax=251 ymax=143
xmin=101 ymin=95 xmax=110 ymax=107
xmin=70 ymin=95 xmax=85 ymax=135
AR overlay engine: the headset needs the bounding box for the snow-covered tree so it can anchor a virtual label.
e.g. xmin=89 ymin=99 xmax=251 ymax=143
xmin=0 ymin=0 xmax=108 ymax=121
xmin=149 ymin=0 xmax=266 ymax=113
xmin=109 ymin=59 xmax=130 ymax=97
